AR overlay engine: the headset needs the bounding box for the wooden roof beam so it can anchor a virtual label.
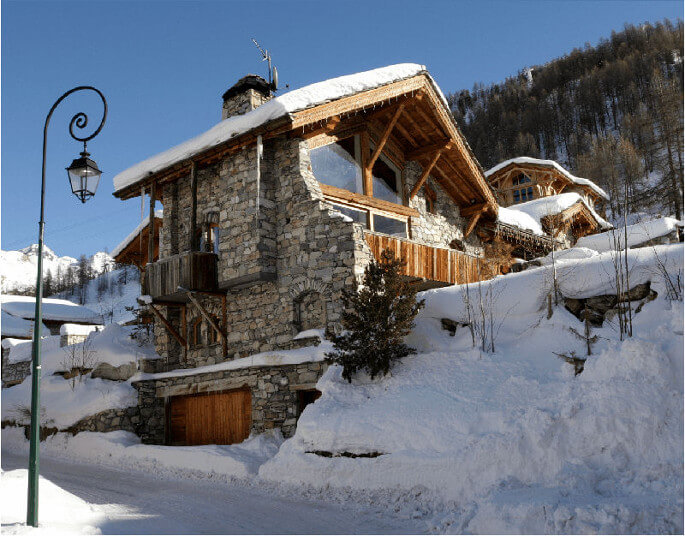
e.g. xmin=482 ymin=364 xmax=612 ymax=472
xmin=406 ymin=139 xmax=451 ymax=160
xmin=367 ymin=102 xmax=406 ymax=172
xmin=409 ymin=149 xmax=442 ymax=200
xmin=464 ymin=207 xmax=486 ymax=238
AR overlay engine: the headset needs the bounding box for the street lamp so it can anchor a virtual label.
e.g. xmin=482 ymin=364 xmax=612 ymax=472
xmin=26 ymin=86 xmax=107 ymax=528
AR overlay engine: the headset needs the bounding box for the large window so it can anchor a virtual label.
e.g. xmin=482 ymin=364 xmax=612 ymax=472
xmin=310 ymin=136 xmax=362 ymax=194
xmin=310 ymin=135 xmax=408 ymax=238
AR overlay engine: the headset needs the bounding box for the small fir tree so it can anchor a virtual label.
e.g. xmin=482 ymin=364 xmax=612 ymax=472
xmin=327 ymin=249 xmax=425 ymax=382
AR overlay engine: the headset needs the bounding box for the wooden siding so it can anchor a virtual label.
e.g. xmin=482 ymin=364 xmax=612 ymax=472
xmin=145 ymin=252 xmax=218 ymax=300
xmin=364 ymin=232 xmax=484 ymax=285
xmin=169 ymin=388 xmax=251 ymax=446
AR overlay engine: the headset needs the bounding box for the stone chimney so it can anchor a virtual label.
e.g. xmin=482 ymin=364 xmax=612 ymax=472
xmin=221 ymin=74 xmax=272 ymax=120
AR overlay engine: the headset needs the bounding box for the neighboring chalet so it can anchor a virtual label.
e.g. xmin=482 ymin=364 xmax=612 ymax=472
xmin=483 ymin=157 xmax=612 ymax=258
xmin=112 ymin=210 xmax=163 ymax=272
xmin=1 ymin=296 xmax=103 ymax=337
xmin=112 ymin=63 xmax=498 ymax=445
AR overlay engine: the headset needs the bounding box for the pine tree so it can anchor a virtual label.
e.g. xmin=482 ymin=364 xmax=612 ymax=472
xmin=326 ymin=249 xmax=425 ymax=382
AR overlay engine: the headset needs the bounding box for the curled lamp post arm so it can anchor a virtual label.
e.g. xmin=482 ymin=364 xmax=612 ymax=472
xmin=27 ymin=86 xmax=107 ymax=528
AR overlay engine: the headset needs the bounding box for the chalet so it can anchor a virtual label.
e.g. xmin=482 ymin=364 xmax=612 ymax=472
xmin=483 ymin=158 xmax=612 ymax=258
xmin=1 ymin=296 xmax=103 ymax=337
xmin=111 ymin=210 xmax=163 ymax=271
xmin=112 ymin=63 xmax=498 ymax=445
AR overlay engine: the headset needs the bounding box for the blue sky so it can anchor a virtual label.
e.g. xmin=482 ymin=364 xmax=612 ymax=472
xmin=1 ymin=0 xmax=681 ymax=258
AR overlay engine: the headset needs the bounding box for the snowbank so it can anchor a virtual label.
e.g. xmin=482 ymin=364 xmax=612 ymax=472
xmin=3 ymin=427 xmax=283 ymax=480
xmin=1 ymin=325 xmax=156 ymax=428
xmin=3 ymin=335 xmax=61 ymax=365
xmin=1 ymin=467 xmax=103 ymax=534
xmin=260 ymin=243 xmax=683 ymax=533
xmin=485 ymin=157 xmax=609 ymax=200
xmin=1 ymin=295 xmax=103 ymax=324
xmin=111 ymin=209 xmax=163 ymax=258
xmin=113 ymin=64 xmax=426 ymax=192
xmin=576 ymin=216 xmax=682 ymax=252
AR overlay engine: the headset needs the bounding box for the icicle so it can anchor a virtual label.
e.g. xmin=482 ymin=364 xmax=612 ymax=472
xmin=256 ymin=135 xmax=263 ymax=231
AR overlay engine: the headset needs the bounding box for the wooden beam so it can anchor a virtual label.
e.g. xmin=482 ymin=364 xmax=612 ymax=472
xmin=461 ymin=202 xmax=488 ymax=218
xmin=147 ymin=182 xmax=156 ymax=265
xmin=319 ymin=183 xmax=419 ymax=218
xmin=367 ymin=102 xmax=405 ymax=172
xmin=406 ymin=140 xmax=451 ymax=160
xmin=189 ymin=161 xmax=198 ymax=252
xmin=360 ymin=130 xmax=372 ymax=196
xmin=221 ymin=295 xmax=227 ymax=357
xmin=149 ymin=303 xmax=187 ymax=348
xmin=187 ymin=291 xmax=226 ymax=341
xmin=408 ymin=149 xmax=442 ymax=200
xmin=464 ymin=210 xmax=484 ymax=238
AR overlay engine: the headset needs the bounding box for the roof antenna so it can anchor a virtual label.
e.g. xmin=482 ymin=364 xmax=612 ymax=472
xmin=251 ymin=38 xmax=287 ymax=92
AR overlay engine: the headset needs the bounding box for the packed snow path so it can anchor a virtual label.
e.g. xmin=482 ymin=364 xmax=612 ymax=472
xmin=1 ymin=451 xmax=424 ymax=534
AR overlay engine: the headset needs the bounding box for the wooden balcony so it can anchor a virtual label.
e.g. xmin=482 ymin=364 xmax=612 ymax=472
xmin=144 ymin=252 xmax=218 ymax=302
xmin=364 ymin=232 xmax=484 ymax=289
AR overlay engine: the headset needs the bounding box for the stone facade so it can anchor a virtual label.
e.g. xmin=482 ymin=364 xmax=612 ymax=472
xmin=1 ymin=357 xmax=30 ymax=388
xmin=133 ymin=360 xmax=327 ymax=444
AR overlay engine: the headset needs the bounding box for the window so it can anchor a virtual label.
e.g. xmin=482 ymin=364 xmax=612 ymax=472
xmin=370 ymin=146 xmax=401 ymax=204
xmin=331 ymin=203 xmax=367 ymax=224
xmin=208 ymin=316 xmax=222 ymax=345
xmin=513 ymin=186 xmax=534 ymax=204
xmin=512 ymin=173 xmax=531 ymax=186
xmin=424 ymin=184 xmax=437 ymax=214
xmin=190 ymin=317 xmax=203 ymax=347
xmin=373 ymin=214 xmax=407 ymax=237
xmin=310 ymin=136 xmax=362 ymax=194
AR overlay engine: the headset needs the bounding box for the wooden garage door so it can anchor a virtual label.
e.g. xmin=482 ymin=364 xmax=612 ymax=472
xmin=169 ymin=388 xmax=251 ymax=446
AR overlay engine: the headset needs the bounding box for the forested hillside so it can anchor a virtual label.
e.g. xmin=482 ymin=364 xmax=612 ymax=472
xmin=449 ymin=20 xmax=684 ymax=219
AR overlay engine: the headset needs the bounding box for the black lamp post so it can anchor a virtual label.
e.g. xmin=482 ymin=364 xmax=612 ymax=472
xmin=26 ymin=86 xmax=107 ymax=528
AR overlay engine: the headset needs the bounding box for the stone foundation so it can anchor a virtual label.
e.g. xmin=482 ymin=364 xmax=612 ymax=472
xmin=1 ymin=359 xmax=30 ymax=388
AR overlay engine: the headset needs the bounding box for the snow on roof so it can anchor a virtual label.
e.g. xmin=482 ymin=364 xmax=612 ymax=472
xmin=575 ymin=217 xmax=682 ymax=253
xmin=500 ymin=193 xmax=612 ymax=235
xmin=111 ymin=209 xmax=163 ymax=258
xmin=485 ymin=157 xmax=610 ymax=200
xmin=59 ymin=323 xmax=104 ymax=336
xmin=1 ymin=295 xmax=103 ymax=324
xmin=1 ymin=310 xmax=47 ymax=339
xmin=113 ymin=64 xmax=426 ymax=193
xmin=497 ymin=206 xmax=544 ymax=235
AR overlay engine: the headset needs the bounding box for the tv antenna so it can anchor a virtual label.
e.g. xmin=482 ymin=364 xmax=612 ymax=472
xmin=252 ymin=38 xmax=281 ymax=92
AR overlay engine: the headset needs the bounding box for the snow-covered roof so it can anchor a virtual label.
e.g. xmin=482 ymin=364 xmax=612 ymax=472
xmin=1 ymin=310 xmax=48 ymax=339
xmin=1 ymin=295 xmax=103 ymax=324
xmin=497 ymin=206 xmax=544 ymax=235
xmin=499 ymin=193 xmax=612 ymax=235
xmin=59 ymin=323 xmax=104 ymax=336
xmin=575 ymin=217 xmax=682 ymax=253
xmin=113 ymin=64 xmax=427 ymax=193
xmin=111 ymin=209 xmax=163 ymax=259
xmin=485 ymin=157 xmax=610 ymax=200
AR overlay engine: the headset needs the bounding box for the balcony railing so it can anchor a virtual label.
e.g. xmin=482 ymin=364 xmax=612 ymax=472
xmin=144 ymin=252 xmax=218 ymax=301
xmin=364 ymin=232 xmax=484 ymax=286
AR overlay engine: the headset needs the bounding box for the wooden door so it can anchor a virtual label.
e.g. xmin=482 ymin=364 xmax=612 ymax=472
xmin=169 ymin=388 xmax=251 ymax=446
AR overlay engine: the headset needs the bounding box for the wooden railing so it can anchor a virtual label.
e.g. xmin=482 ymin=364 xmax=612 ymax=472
xmin=144 ymin=252 xmax=218 ymax=300
xmin=364 ymin=232 xmax=484 ymax=285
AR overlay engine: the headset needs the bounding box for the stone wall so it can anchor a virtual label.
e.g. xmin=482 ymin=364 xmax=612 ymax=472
xmin=65 ymin=406 xmax=139 ymax=435
xmin=1 ymin=358 xmax=30 ymax=388
xmin=133 ymin=360 xmax=327 ymax=444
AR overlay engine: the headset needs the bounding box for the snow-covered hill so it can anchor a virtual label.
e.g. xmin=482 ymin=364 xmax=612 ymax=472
xmin=0 ymin=244 xmax=113 ymax=294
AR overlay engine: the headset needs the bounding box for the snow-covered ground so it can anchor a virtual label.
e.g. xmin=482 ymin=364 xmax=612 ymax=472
xmin=2 ymin=243 xmax=682 ymax=534
xmin=261 ymin=244 xmax=684 ymax=533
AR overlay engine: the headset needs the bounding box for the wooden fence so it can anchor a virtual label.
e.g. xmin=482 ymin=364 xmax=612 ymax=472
xmin=364 ymin=232 xmax=485 ymax=285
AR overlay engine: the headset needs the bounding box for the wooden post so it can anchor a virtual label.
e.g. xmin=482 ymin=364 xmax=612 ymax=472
xmin=189 ymin=161 xmax=198 ymax=252
xmin=221 ymin=295 xmax=227 ymax=357
xmin=148 ymin=182 xmax=156 ymax=265
xmin=187 ymin=291 xmax=226 ymax=341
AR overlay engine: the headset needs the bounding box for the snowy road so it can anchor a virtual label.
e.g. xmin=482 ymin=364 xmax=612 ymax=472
xmin=2 ymin=451 xmax=425 ymax=534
